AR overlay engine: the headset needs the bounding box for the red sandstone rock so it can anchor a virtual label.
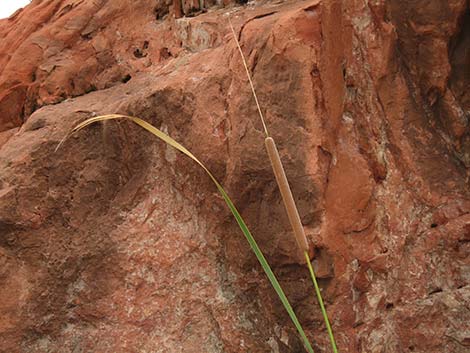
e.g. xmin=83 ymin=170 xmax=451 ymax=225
xmin=0 ymin=0 xmax=469 ymax=352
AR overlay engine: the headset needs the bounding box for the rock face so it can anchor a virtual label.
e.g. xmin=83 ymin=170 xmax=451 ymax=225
xmin=0 ymin=0 xmax=469 ymax=352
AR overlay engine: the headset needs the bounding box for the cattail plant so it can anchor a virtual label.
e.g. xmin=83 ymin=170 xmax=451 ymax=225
xmin=56 ymin=18 xmax=340 ymax=353
xmin=229 ymin=19 xmax=339 ymax=353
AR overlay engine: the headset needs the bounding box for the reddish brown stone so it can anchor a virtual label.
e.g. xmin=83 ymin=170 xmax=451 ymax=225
xmin=0 ymin=0 xmax=469 ymax=352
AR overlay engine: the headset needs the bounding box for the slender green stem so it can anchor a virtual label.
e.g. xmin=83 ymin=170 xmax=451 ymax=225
xmin=304 ymin=251 xmax=339 ymax=353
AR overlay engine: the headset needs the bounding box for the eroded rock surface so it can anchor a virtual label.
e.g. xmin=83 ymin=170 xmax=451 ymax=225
xmin=0 ymin=0 xmax=469 ymax=352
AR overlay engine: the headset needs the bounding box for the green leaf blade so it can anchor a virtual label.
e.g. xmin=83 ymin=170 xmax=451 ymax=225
xmin=58 ymin=115 xmax=315 ymax=353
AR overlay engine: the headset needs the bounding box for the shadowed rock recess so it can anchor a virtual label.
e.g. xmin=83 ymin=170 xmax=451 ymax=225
xmin=0 ymin=0 xmax=469 ymax=352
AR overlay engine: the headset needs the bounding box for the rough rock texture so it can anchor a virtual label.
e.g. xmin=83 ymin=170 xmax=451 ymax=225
xmin=0 ymin=0 xmax=469 ymax=352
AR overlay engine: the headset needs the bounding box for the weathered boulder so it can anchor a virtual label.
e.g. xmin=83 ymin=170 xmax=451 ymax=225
xmin=0 ymin=0 xmax=468 ymax=352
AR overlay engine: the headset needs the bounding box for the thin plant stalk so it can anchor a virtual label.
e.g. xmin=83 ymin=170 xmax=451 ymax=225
xmin=305 ymin=251 xmax=338 ymax=353
xmin=57 ymin=114 xmax=315 ymax=353
xmin=229 ymin=18 xmax=269 ymax=138
xmin=229 ymin=18 xmax=340 ymax=353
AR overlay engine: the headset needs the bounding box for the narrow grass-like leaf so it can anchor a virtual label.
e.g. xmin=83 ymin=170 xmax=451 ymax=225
xmin=58 ymin=114 xmax=315 ymax=353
